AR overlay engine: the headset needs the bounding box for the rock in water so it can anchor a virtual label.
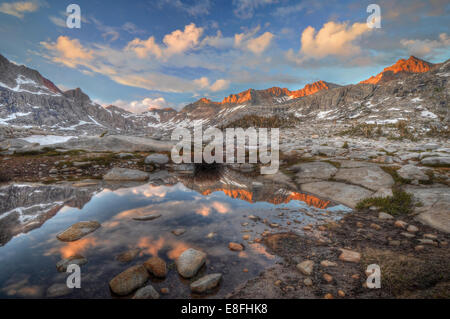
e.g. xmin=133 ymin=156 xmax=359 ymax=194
xmin=46 ymin=283 xmax=73 ymax=298
xmin=132 ymin=214 xmax=161 ymax=221
xmin=144 ymin=154 xmax=169 ymax=165
xmin=116 ymin=248 xmax=141 ymax=263
xmin=190 ymin=273 xmax=222 ymax=293
xmin=176 ymin=248 xmax=206 ymax=278
xmin=56 ymin=221 xmax=101 ymax=242
xmin=228 ymin=242 xmax=244 ymax=251
xmin=144 ymin=257 xmax=167 ymax=278
xmin=109 ymin=265 xmax=149 ymax=296
xmin=296 ymin=260 xmax=314 ymax=275
xmin=132 ymin=285 xmax=160 ymax=299
xmin=103 ymin=168 xmax=148 ymax=181
xmin=56 ymin=255 xmax=88 ymax=272
xmin=338 ymin=249 xmax=361 ymax=263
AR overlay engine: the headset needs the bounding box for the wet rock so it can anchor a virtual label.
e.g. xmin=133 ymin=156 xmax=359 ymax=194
xmin=144 ymin=256 xmax=167 ymax=278
xmin=133 ymin=285 xmax=160 ymax=299
xmin=338 ymin=249 xmax=360 ymax=263
xmin=176 ymin=248 xmax=207 ymax=278
xmin=116 ymin=248 xmax=141 ymax=263
xmin=296 ymin=260 xmax=314 ymax=275
xmin=56 ymin=221 xmax=101 ymax=242
xmin=190 ymin=273 xmax=222 ymax=293
xmin=144 ymin=153 xmax=169 ymax=165
xmin=171 ymin=228 xmax=186 ymax=236
xmin=103 ymin=168 xmax=148 ymax=181
xmin=301 ymin=181 xmax=373 ymax=208
xmin=47 ymin=283 xmax=73 ymax=298
xmin=229 ymin=242 xmax=244 ymax=251
xmin=109 ymin=265 xmax=149 ymax=296
xmin=334 ymin=166 xmax=394 ymax=191
xmin=132 ymin=214 xmax=161 ymax=221
xmin=338 ymin=290 xmax=346 ymax=297
xmin=56 ymin=255 xmax=88 ymax=272
xmin=397 ymin=165 xmax=429 ymax=181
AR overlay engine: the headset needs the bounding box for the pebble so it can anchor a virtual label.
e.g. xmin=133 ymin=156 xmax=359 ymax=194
xmin=401 ymin=232 xmax=415 ymax=238
xmin=338 ymin=290 xmax=346 ymax=297
xmin=338 ymin=249 xmax=361 ymax=263
xmin=324 ymin=293 xmax=334 ymax=299
xmin=323 ymin=274 xmax=333 ymax=283
xmin=229 ymin=242 xmax=244 ymax=251
xmin=407 ymin=225 xmax=419 ymax=233
xmin=370 ymin=223 xmax=381 ymax=230
xmin=303 ymin=278 xmax=313 ymax=286
xmin=171 ymin=228 xmax=186 ymax=236
xmin=133 ymin=285 xmax=160 ymax=299
xmin=144 ymin=256 xmax=167 ymax=278
xmin=418 ymin=239 xmax=435 ymax=245
xmin=378 ymin=212 xmax=394 ymax=220
xmin=109 ymin=265 xmax=149 ymax=296
xmin=190 ymin=273 xmax=222 ymax=293
xmin=160 ymin=288 xmax=170 ymax=294
xmin=394 ymin=220 xmax=408 ymax=229
xmin=414 ymin=245 xmax=425 ymax=251
xmin=176 ymin=248 xmax=207 ymax=278
xmin=296 ymin=260 xmax=314 ymax=275
xmin=320 ymin=260 xmax=337 ymax=267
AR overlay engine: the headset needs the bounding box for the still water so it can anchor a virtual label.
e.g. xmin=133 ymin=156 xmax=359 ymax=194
xmin=0 ymin=168 xmax=351 ymax=298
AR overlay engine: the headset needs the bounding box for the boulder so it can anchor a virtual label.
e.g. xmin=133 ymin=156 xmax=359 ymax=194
xmin=109 ymin=265 xmax=149 ymax=296
xmin=144 ymin=153 xmax=169 ymax=165
xmin=144 ymin=256 xmax=167 ymax=278
xmin=397 ymin=165 xmax=429 ymax=181
xmin=176 ymin=248 xmax=206 ymax=278
xmin=56 ymin=255 xmax=88 ymax=272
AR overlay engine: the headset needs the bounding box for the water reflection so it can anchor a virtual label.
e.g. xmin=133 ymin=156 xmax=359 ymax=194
xmin=0 ymin=167 xmax=351 ymax=298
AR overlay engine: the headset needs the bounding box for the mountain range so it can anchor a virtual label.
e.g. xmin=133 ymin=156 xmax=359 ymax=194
xmin=0 ymin=54 xmax=448 ymax=136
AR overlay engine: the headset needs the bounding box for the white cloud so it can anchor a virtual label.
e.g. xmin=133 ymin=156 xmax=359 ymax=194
xmin=287 ymin=21 xmax=372 ymax=64
xmin=49 ymin=16 xmax=66 ymax=28
xmin=246 ymin=31 xmax=274 ymax=55
xmin=0 ymin=0 xmax=40 ymax=18
xmin=401 ymin=33 xmax=450 ymax=58
xmin=194 ymin=77 xmax=230 ymax=92
xmin=112 ymin=97 xmax=169 ymax=113
xmin=159 ymin=0 xmax=211 ymax=16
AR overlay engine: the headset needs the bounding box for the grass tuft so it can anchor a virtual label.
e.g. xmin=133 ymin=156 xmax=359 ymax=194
xmin=356 ymin=190 xmax=414 ymax=215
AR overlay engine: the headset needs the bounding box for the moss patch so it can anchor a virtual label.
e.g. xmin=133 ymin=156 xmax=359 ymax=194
xmin=356 ymin=190 xmax=414 ymax=215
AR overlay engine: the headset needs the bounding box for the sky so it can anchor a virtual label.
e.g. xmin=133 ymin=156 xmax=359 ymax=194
xmin=0 ymin=0 xmax=449 ymax=112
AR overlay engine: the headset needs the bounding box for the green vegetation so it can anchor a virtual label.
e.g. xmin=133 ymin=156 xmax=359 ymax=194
xmin=342 ymin=141 xmax=349 ymax=149
xmin=339 ymin=121 xmax=417 ymax=141
xmin=380 ymin=166 xmax=411 ymax=185
xmin=356 ymin=190 xmax=414 ymax=215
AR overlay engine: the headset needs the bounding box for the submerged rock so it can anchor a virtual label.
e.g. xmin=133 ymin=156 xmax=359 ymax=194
xmin=144 ymin=256 xmax=167 ymax=278
xmin=47 ymin=283 xmax=73 ymax=298
xmin=116 ymin=248 xmax=141 ymax=263
xmin=132 ymin=214 xmax=161 ymax=221
xmin=132 ymin=285 xmax=160 ymax=299
xmin=103 ymin=168 xmax=148 ymax=181
xmin=56 ymin=221 xmax=101 ymax=242
xmin=56 ymin=255 xmax=88 ymax=272
xmin=190 ymin=273 xmax=222 ymax=293
xmin=228 ymin=242 xmax=244 ymax=251
xmin=176 ymin=248 xmax=206 ymax=278
xmin=109 ymin=265 xmax=149 ymax=296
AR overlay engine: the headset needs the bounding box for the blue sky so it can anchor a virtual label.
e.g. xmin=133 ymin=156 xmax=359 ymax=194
xmin=0 ymin=0 xmax=449 ymax=112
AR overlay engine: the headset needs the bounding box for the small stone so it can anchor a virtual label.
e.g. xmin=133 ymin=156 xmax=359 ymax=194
xmin=109 ymin=265 xmax=149 ymax=296
xmin=296 ymin=260 xmax=314 ymax=275
xmin=56 ymin=221 xmax=101 ymax=242
xmin=229 ymin=242 xmax=244 ymax=251
xmin=414 ymin=245 xmax=425 ymax=251
xmin=242 ymin=235 xmax=250 ymax=240
xmin=116 ymin=248 xmax=141 ymax=263
xmin=248 ymin=215 xmax=259 ymax=221
xmin=356 ymin=222 xmax=364 ymax=228
xmin=338 ymin=290 xmax=346 ymax=297
xmin=56 ymin=255 xmax=87 ymax=272
xmin=243 ymin=268 xmax=249 ymax=273
xmin=407 ymin=225 xmax=419 ymax=233
xmin=274 ymin=280 xmax=282 ymax=286
xmin=351 ymin=274 xmax=360 ymax=279
xmin=303 ymin=278 xmax=313 ymax=286
xmin=323 ymin=273 xmax=333 ymax=283
xmin=160 ymin=288 xmax=169 ymax=294
xmin=303 ymin=226 xmax=312 ymax=231
xmin=206 ymin=232 xmax=216 ymax=238
xmin=394 ymin=220 xmax=408 ymax=229
xmin=338 ymin=249 xmax=361 ymax=263
xmin=144 ymin=256 xmax=167 ymax=278
xmin=144 ymin=153 xmax=169 ymax=165
xmin=133 ymin=285 xmax=160 ymax=299
xmin=401 ymin=232 xmax=415 ymax=238
xmin=47 ymin=283 xmax=72 ymax=298
xmin=324 ymin=293 xmax=334 ymax=299
xmin=320 ymin=260 xmax=337 ymax=267
xmin=171 ymin=228 xmax=186 ymax=236
xmin=418 ymin=239 xmax=435 ymax=245
xmin=423 ymin=234 xmax=438 ymax=240
xmin=176 ymin=248 xmax=207 ymax=278
xmin=190 ymin=273 xmax=222 ymax=293
xmin=389 ymin=240 xmax=401 ymax=246
xmin=378 ymin=212 xmax=394 ymax=220
xmin=370 ymin=223 xmax=381 ymax=230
